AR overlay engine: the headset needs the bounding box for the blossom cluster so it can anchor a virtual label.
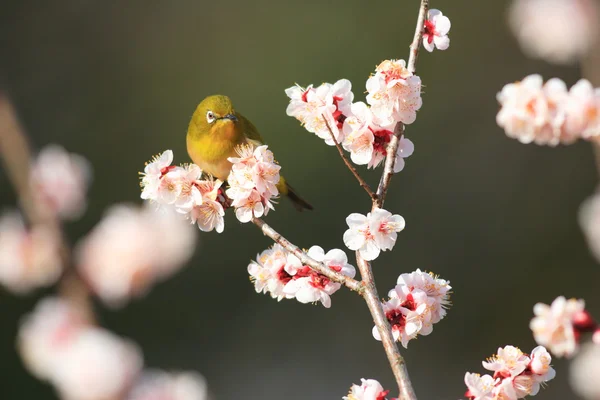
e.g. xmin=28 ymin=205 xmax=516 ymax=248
xmin=140 ymin=146 xmax=281 ymax=232
xmin=75 ymin=204 xmax=196 ymax=307
xmin=286 ymin=59 xmax=418 ymax=171
xmin=508 ymin=0 xmax=598 ymax=65
xmin=0 ymin=145 xmax=91 ymax=294
xmin=375 ymin=269 xmax=451 ymax=348
xmin=343 ymin=378 xmax=391 ymax=400
xmin=464 ymin=345 xmax=555 ymax=400
xmin=343 ymin=208 xmax=405 ymax=261
xmin=496 ymin=75 xmax=600 ymax=146
xmin=530 ymin=296 xmax=598 ymax=358
xmin=248 ymin=244 xmax=356 ymax=308
xmin=225 ymin=144 xmax=280 ymax=222
xmin=18 ymin=297 xmax=208 ymax=400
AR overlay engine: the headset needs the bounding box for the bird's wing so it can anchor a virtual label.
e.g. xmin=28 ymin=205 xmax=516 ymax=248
xmin=238 ymin=112 xmax=265 ymax=144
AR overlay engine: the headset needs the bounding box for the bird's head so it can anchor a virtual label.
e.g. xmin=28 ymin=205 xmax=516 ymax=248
xmin=191 ymin=95 xmax=239 ymax=137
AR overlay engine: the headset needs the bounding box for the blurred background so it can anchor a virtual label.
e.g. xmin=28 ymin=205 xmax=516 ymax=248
xmin=1 ymin=0 xmax=599 ymax=399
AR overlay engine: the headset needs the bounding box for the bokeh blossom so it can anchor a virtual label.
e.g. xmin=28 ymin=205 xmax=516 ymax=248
xmin=128 ymin=370 xmax=208 ymax=400
xmin=18 ymin=297 xmax=143 ymax=400
xmin=374 ymin=269 xmax=450 ymax=348
xmin=0 ymin=212 xmax=62 ymax=294
xmin=285 ymin=79 xmax=354 ymax=145
xmin=465 ymin=345 xmax=555 ymax=399
xmin=578 ymin=192 xmax=600 ymax=264
xmin=508 ymin=0 xmax=598 ymax=65
xmin=343 ymin=378 xmax=390 ymax=400
xmin=76 ymin=204 xmax=196 ymax=307
xmin=496 ymin=75 xmax=600 ymax=145
xmin=248 ymin=244 xmax=355 ymax=308
xmin=530 ymin=296 xmax=597 ymax=357
xmin=30 ymin=144 xmax=91 ymax=220
xmin=570 ymin=342 xmax=600 ymax=400
xmin=423 ymin=9 xmax=451 ymax=52
xmin=343 ymin=208 xmax=405 ymax=261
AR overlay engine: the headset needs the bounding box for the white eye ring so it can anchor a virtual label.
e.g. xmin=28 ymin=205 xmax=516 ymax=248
xmin=206 ymin=111 xmax=216 ymax=123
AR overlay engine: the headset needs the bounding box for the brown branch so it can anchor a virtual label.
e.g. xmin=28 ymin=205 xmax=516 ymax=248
xmin=322 ymin=116 xmax=377 ymax=201
xmin=252 ymin=217 xmax=364 ymax=294
xmin=356 ymin=254 xmax=416 ymax=400
xmin=358 ymin=1 xmax=429 ymax=398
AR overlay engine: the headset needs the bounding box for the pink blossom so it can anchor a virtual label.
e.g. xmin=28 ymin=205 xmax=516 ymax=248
xmin=508 ymin=0 xmax=598 ymax=65
xmin=396 ymin=269 xmax=451 ymax=325
xmin=17 ymin=297 xmax=91 ymax=381
xmin=127 ymin=370 xmax=208 ymax=400
xmin=464 ymin=373 xmax=497 ymax=400
xmin=0 ymin=212 xmax=62 ymax=294
xmin=226 ymin=145 xmax=279 ymax=223
xmin=283 ymin=246 xmax=355 ymax=308
xmin=343 ymin=378 xmax=390 ymax=400
xmin=366 ymin=59 xmax=422 ymax=126
xmin=530 ymin=296 xmax=593 ymax=357
xmin=76 ymin=204 xmax=196 ymax=307
xmin=343 ymin=208 xmax=405 ymax=261
xmin=286 ymin=79 xmax=354 ymax=145
xmin=482 ymin=346 xmax=530 ymax=378
xmin=140 ymin=150 xmax=174 ymax=201
xmin=248 ymin=245 xmax=301 ymax=301
xmin=565 ymin=79 xmax=600 ymax=140
xmin=423 ymin=9 xmax=451 ymax=52
xmin=30 ymin=145 xmax=91 ymax=220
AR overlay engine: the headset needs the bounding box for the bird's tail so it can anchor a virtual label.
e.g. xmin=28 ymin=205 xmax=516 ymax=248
xmin=277 ymin=177 xmax=313 ymax=211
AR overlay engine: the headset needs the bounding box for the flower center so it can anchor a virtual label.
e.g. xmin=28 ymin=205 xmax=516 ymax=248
xmin=424 ymin=20 xmax=436 ymax=44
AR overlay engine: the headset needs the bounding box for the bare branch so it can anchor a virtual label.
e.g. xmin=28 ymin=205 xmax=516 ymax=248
xmin=407 ymin=0 xmax=429 ymax=75
xmin=322 ymin=116 xmax=378 ymax=201
xmin=252 ymin=217 xmax=364 ymax=294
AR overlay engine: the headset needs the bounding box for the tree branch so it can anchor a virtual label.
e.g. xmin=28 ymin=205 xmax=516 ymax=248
xmin=322 ymin=116 xmax=377 ymax=201
xmin=252 ymin=217 xmax=364 ymax=294
xmin=356 ymin=254 xmax=416 ymax=400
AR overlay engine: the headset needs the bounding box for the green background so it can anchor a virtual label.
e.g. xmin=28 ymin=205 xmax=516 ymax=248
xmin=1 ymin=1 xmax=598 ymax=399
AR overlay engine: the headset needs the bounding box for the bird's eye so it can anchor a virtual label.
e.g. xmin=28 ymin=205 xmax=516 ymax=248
xmin=206 ymin=111 xmax=215 ymax=123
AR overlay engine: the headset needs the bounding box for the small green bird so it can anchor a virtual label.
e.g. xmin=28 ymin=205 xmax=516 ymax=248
xmin=186 ymin=95 xmax=312 ymax=211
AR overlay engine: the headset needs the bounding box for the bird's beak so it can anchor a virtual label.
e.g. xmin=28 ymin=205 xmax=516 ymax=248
xmin=220 ymin=113 xmax=238 ymax=122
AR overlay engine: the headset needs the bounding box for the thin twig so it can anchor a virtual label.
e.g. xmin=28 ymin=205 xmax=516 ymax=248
xmin=356 ymin=254 xmax=416 ymax=400
xmin=252 ymin=217 xmax=364 ymax=294
xmin=358 ymin=1 xmax=429 ymax=399
xmin=322 ymin=116 xmax=377 ymax=201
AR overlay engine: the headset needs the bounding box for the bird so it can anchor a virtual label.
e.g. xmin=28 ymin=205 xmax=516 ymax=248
xmin=186 ymin=95 xmax=313 ymax=211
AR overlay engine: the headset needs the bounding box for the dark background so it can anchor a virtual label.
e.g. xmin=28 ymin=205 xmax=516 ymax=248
xmin=1 ymin=1 xmax=598 ymax=399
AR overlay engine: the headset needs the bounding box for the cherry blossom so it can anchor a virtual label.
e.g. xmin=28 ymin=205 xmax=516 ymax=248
xmin=226 ymin=144 xmax=279 ymax=223
xmin=286 ymin=79 xmax=354 ymax=145
xmin=423 ymin=9 xmax=451 ymax=52
xmin=464 ymin=373 xmax=497 ymax=400
xmin=30 ymin=145 xmax=92 ymax=220
xmin=190 ymin=178 xmax=226 ymax=232
xmin=127 ymin=370 xmax=208 ymax=400
xmin=530 ymin=296 xmax=596 ymax=357
xmin=465 ymin=345 xmax=555 ymax=399
xmin=366 ymin=59 xmax=422 ymax=126
xmin=283 ymin=246 xmax=355 ymax=308
xmin=565 ymin=79 xmax=600 ymax=140
xmin=0 ymin=212 xmax=62 ymax=294
xmin=396 ymin=269 xmax=451 ymax=325
xmin=343 ymin=208 xmax=405 ymax=261
xmin=343 ymin=378 xmax=390 ymax=400
xmin=508 ymin=0 xmax=598 ymax=65
xmin=140 ymin=150 xmax=175 ymax=201
xmin=248 ymin=244 xmax=354 ymax=308
xmin=76 ymin=204 xmax=196 ymax=307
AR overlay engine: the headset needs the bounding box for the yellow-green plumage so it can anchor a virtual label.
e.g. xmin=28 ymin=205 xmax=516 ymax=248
xmin=186 ymin=95 xmax=312 ymax=210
